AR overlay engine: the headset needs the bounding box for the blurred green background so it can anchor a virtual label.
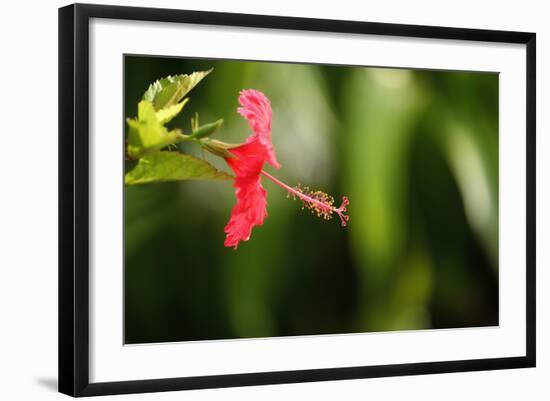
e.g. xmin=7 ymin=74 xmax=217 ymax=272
xmin=124 ymin=55 xmax=498 ymax=344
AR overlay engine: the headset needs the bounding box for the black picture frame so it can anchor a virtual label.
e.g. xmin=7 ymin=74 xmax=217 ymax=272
xmin=59 ymin=3 xmax=536 ymax=397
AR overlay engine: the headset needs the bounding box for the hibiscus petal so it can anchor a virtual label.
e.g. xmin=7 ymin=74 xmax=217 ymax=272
xmin=223 ymin=139 xmax=269 ymax=249
xmin=237 ymin=89 xmax=281 ymax=169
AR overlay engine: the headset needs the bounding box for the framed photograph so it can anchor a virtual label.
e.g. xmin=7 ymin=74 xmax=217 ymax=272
xmin=58 ymin=3 xmax=536 ymax=397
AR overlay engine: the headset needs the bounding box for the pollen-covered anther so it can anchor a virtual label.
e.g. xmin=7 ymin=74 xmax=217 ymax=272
xmin=300 ymin=189 xmax=335 ymax=220
xmin=260 ymin=171 xmax=349 ymax=228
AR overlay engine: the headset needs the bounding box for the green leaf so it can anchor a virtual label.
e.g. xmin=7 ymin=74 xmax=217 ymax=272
xmin=155 ymin=98 xmax=189 ymax=125
xmin=127 ymin=101 xmax=185 ymax=158
xmin=137 ymin=98 xmax=157 ymax=121
xmin=125 ymin=151 xmax=233 ymax=185
xmin=142 ymin=69 xmax=212 ymax=110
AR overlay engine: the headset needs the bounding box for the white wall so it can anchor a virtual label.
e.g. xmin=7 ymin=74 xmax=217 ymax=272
xmin=0 ymin=0 xmax=547 ymax=399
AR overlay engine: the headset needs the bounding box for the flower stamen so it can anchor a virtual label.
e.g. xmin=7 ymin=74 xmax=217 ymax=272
xmin=260 ymin=170 xmax=349 ymax=226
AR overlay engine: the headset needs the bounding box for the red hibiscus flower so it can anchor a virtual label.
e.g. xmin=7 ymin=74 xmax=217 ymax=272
xmin=223 ymin=89 xmax=349 ymax=249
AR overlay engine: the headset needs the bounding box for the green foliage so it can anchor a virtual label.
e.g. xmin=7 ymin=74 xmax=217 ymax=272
xmin=125 ymin=69 xmax=232 ymax=185
xmin=142 ymin=69 xmax=212 ymax=110
xmin=126 ymin=100 xmax=185 ymax=158
xmin=125 ymin=152 xmax=232 ymax=185
xmin=156 ymin=98 xmax=189 ymax=125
